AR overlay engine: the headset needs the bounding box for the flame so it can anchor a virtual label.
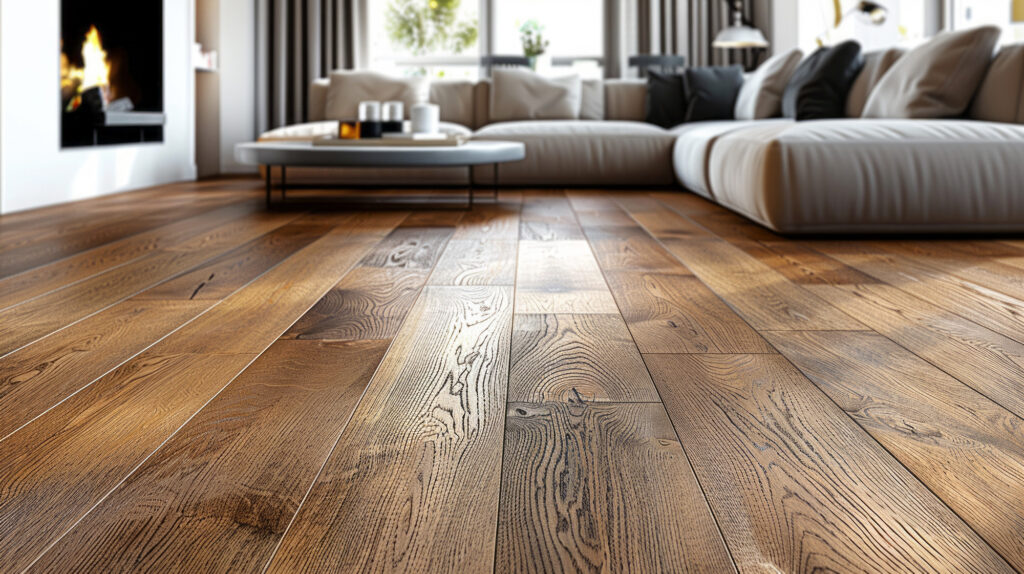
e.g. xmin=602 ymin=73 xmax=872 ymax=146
xmin=61 ymin=26 xmax=112 ymax=109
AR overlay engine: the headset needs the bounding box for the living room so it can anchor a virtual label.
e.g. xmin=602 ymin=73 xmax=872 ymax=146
xmin=2 ymin=0 xmax=1024 ymax=571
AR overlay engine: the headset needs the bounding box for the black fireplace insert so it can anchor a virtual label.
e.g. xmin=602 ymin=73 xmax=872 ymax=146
xmin=61 ymin=0 xmax=165 ymax=148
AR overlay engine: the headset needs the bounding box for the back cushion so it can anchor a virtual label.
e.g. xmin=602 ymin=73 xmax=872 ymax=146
xmin=969 ymin=44 xmax=1024 ymax=124
xmin=490 ymin=69 xmax=582 ymax=122
xmin=735 ymin=48 xmax=803 ymax=120
xmin=309 ymin=78 xmax=330 ymax=122
xmin=605 ymin=79 xmax=647 ymax=121
xmin=430 ymin=81 xmax=475 ymax=128
xmin=325 ymin=71 xmax=429 ymax=120
xmin=782 ymin=41 xmax=864 ymax=120
xmin=580 ymin=79 xmax=605 ymax=120
xmin=862 ymin=26 xmax=1001 ymax=118
xmin=845 ymin=48 xmax=904 ymax=118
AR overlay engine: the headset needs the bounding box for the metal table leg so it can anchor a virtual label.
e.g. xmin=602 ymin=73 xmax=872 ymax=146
xmin=468 ymin=166 xmax=475 ymax=209
xmin=281 ymin=166 xmax=287 ymax=203
xmin=265 ymin=165 xmax=272 ymax=208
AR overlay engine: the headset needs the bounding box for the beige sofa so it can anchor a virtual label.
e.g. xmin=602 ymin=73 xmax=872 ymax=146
xmin=259 ymin=45 xmax=1024 ymax=233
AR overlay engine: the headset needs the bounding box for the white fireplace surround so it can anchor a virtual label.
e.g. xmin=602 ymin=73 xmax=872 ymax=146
xmin=0 ymin=0 xmax=196 ymax=214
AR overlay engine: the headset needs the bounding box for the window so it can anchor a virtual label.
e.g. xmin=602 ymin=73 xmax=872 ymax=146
xmin=366 ymin=0 xmax=603 ymax=79
xmin=367 ymin=0 xmax=481 ymax=79
xmin=949 ymin=0 xmax=1024 ymax=44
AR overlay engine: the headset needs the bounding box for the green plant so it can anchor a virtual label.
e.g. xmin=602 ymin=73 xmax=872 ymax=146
xmin=519 ymin=20 xmax=549 ymax=59
xmin=386 ymin=0 xmax=478 ymax=57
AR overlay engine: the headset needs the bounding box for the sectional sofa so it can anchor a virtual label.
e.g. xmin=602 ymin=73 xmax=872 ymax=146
xmin=259 ymin=40 xmax=1024 ymax=233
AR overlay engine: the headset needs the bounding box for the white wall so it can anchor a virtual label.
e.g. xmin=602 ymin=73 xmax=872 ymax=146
xmin=0 ymin=0 xmax=197 ymax=214
xmin=218 ymin=0 xmax=257 ymax=174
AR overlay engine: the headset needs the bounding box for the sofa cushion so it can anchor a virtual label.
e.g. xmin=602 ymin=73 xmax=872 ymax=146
xmin=863 ymin=26 xmax=1000 ymax=119
xmin=490 ymin=69 xmax=582 ymax=122
xmin=309 ymin=78 xmax=330 ymax=122
xmin=782 ymin=41 xmax=864 ymax=120
xmin=707 ymin=119 xmax=1024 ymax=233
xmin=970 ymin=44 xmax=1024 ymax=124
xmin=605 ymin=79 xmax=647 ymax=121
xmin=471 ymin=121 xmax=676 ymax=185
xmin=645 ymin=72 xmax=687 ymax=128
xmin=735 ymin=49 xmax=803 ymax=120
xmin=430 ymin=81 xmax=476 ymax=128
xmin=581 ymin=79 xmax=605 ymax=120
xmin=671 ymin=119 xmax=793 ymax=200
xmin=324 ymin=71 xmax=429 ymax=121
xmin=684 ymin=66 xmax=745 ymax=122
xmin=845 ymin=48 xmax=904 ymax=118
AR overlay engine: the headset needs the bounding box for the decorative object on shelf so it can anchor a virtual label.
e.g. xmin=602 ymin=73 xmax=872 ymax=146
xmin=382 ymin=101 xmax=405 ymax=134
xmin=338 ymin=119 xmax=360 ymax=139
xmin=818 ymin=1 xmax=889 ymax=46
xmin=411 ymin=103 xmax=441 ymax=135
xmin=358 ymin=101 xmax=383 ymax=138
xmin=713 ymin=0 xmax=769 ymax=49
xmin=519 ymin=20 xmax=549 ymax=70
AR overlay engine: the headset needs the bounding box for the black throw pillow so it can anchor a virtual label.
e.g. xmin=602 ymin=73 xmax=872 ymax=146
xmin=645 ymin=71 xmax=687 ymax=128
xmin=682 ymin=65 xmax=745 ymax=122
xmin=782 ymin=41 xmax=864 ymax=120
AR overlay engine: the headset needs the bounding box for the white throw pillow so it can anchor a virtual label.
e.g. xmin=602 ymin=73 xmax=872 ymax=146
xmin=324 ymin=71 xmax=429 ymax=121
xmin=734 ymin=49 xmax=803 ymax=120
xmin=490 ymin=69 xmax=582 ymax=122
xmin=845 ymin=48 xmax=905 ymax=117
xmin=862 ymin=26 xmax=1001 ymax=119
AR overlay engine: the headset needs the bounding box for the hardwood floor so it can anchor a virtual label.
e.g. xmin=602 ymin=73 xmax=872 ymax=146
xmin=2 ymin=180 xmax=1024 ymax=572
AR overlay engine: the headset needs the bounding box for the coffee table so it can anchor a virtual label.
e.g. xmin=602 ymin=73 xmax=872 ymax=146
xmin=235 ymin=140 xmax=526 ymax=208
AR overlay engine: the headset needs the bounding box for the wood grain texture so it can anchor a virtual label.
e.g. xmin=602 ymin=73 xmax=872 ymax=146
xmin=0 ymin=201 xmax=268 ymax=310
xmin=520 ymin=192 xmax=585 ymax=241
xmin=509 ymin=314 xmax=659 ymax=402
xmin=646 ymin=353 xmax=1012 ymax=573
xmin=284 ymin=267 xmax=430 ymax=341
xmin=497 ymin=401 xmax=735 ymax=574
xmin=428 ymin=239 xmax=517 ymax=286
xmin=453 ymin=204 xmax=521 ymax=240
xmin=604 ymin=271 xmax=773 ymax=354
xmin=766 ymin=330 xmax=1024 ymax=570
xmin=266 ymin=286 xmax=514 ymax=573
xmin=515 ymin=241 xmax=618 ymax=314
xmin=807 ymin=282 xmax=1024 ymax=420
xmin=583 ymin=225 xmax=685 ymax=273
xmin=31 ymin=339 xmax=389 ymax=573
xmin=358 ymin=226 xmax=453 ymax=269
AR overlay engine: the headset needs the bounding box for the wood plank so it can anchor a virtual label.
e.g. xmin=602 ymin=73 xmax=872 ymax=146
xmin=520 ymin=192 xmax=584 ymax=241
xmin=496 ymin=401 xmax=735 ymax=573
xmin=515 ymin=240 xmax=618 ymax=314
xmin=807 ymin=283 xmax=1024 ymax=420
xmin=0 ymin=200 xmax=266 ymax=310
xmin=283 ymin=267 xmax=429 ymax=341
xmin=604 ymin=271 xmax=773 ymax=354
xmin=358 ymin=226 xmax=453 ymax=269
xmin=0 ymin=218 xmax=399 ymax=571
xmin=453 ymin=204 xmax=521 ymax=240
xmin=766 ymin=330 xmax=1024 ymax=570
xmin=428 ymin=239 xmax=517 ymax=286
xmin=646 ymin=353 xmax=1011 ymax=573
xmin=509 ymin=314 xmax=659 ymax=402
xmin=31 ymin=339 xmax=389 ymax=573
xmin=0 ymin=211 xmax=305 ymax=357
xmin=265 ymin=286 xmax=514 ymax=573
xmin=583 ymin=225 xmax=686 ymax=273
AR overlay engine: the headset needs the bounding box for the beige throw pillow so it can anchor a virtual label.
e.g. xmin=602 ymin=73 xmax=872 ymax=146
xmin=862 ymin=26 xmax=1001 ymax=119
xmin=969 ymin=44 xmax=1024 ymax=124
xmin=845 ymin=48 xmax=904 ymax=117
xmin=324 ymin=71 xmax=429 ymax=120
xmin=734 ymin=49 xmax=803 ymax=120
xmin=490 ymin=69 xmax=582 ymax=122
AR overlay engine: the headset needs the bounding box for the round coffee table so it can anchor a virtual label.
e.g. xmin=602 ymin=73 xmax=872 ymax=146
xmin=235 ymin=140 xmax=526 ymax=208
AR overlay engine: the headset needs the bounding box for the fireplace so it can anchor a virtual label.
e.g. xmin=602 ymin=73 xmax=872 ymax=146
xmin=61 ymin=1 xmax=165 ymax=148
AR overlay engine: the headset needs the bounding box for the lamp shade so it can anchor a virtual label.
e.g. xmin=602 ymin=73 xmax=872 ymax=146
xmin=713 ymin=25 xmax=770 ymax=48
xmin=1014 ymin=0 xmax=1024 ymax=23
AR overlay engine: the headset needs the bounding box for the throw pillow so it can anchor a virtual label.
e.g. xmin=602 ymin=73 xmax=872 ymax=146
xmin=969 ymin=43 xmax=1024 ymax=124
xmin=684 ymin=66 xmax=745 ymax=122
xmin=844 ymin=48 xmax=904 ymax=117
xmin=645 ymin=71 xmax=687 ymax=128
xmin=782 ymin=41 xmax=864 ymax=120
xmin=324 ymin=71 xmax=429 ymax=121
xmin=490 ymin=69 xmax=582 ymax=122
xmin=862 ymin=26 xmax=1001 ymax=119
xmin=734 ymin=49 xmax=804 ymax=120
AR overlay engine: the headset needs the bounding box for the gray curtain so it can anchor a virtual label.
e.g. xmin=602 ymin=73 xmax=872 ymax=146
xmin=256 ymin=0 xmax=360 ymax=131
xmin=606 ymin=0 xmax=767 ymax=76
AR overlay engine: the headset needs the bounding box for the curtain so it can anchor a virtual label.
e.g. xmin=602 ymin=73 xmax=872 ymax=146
xmin=606 ymin=0 xmax=768 ymax=76
xmin=256 ymin=0 xmax=362 ymax=131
